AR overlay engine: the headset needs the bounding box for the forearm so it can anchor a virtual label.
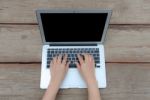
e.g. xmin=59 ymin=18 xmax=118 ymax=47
xmin=87 ymin=81 xmax=101 ymax=100
xmin=42 ymin=81 xmax=60 ymax=100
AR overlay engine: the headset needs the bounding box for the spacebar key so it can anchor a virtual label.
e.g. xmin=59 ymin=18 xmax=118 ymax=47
xmin=69 ymin=64 xmax=76 ymax=68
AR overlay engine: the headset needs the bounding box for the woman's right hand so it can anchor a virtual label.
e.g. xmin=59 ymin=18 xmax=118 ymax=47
xmin=75 ymin=54 xmax=97 ymax=85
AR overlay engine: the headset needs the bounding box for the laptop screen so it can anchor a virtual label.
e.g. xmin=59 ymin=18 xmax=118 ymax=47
xmin=40 ymin=13 xmax=108 ymax=42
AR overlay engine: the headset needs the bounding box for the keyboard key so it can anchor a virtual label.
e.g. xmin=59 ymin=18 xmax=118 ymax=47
xmin=50 ymin=58 xmax=53 ymax=60
xmin=70 ymin=61 xmax=74 ymax=64
xmin=95 ymin=57 xmax=100 ymax=61
xmin=68 ymin=58 xmax=71 ymax=61
xmin=58 ymin=51 xmax=61 ymax=53
xmin=69 ymin=64 xmax=76 ymax=68
xmin=47 ymin=65 xmax=49 ymax=68
xmin=72 ymin=58 xmax=75 ymax=61
xmin=96 ymin=65 xmax=100 ymax=68
xmin=71 ymin=54 xmax=74 ymax=57
xmin=47 ymin=51 xmax=50 ymax=54
xmin=47 ymin=57 xmax=50 ymax=60
xmin=68 ymin=54 xmax=71 ymax=57
xmin=51 ymin=51 xmax=54 ymax=53
xmin=95 ymin=50 xmax=99 ymax=53
xmin=47 ymin=61 xmax=50 ymax=64
xmin=95 ymin=60 xmax=100 ymax=63
xmin=93 ymin=54 xmax=96 ymax=57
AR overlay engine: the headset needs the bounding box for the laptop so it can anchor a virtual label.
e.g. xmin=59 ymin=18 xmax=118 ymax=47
xmin=36 ymin=9 xmax=112 ymax=89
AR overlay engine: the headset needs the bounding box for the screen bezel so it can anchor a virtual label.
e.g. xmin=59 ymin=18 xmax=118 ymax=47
xmin=36 ymin=9 xmax=112 ymax=45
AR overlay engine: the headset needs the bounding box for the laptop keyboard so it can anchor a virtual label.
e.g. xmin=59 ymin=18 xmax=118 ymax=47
xmin=46 ymin=48 xmax=100 ymax=68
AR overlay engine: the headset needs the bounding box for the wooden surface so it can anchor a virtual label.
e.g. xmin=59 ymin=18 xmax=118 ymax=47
xmin=0 ymin=0 xmax=150 ymax=24
xmin=0 ymin=0 xmax=150 ymax=100
xmin=0 ymin=25 xmax=150 ymax=62
xmin=0 ymin=63 xmax=150 ymax=100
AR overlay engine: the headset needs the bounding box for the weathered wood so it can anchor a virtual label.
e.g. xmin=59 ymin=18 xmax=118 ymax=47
xmin=105 ymin=25 xmax=150 ymax=62
xmin=0 ymin=25 xmax=42 ymax=62
xmin=0 ymin=25 xmax=150 ymax=62
xmin=0 ymin=63 xmax=150 ymax=100
xmin=0 ymin=0 xmax=150 ymax=24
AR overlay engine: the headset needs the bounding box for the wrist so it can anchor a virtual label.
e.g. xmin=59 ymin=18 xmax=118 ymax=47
xmin=45 ymin=80 xmax=60 ymax=99
xmin=49 ymin=78 xmax=61 ymax=89
xmin=86 ymin=79 xmax=98 ymax=87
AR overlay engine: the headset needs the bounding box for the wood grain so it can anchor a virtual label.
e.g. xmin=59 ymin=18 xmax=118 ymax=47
xmin=0 ymin=0 xmax=149 ymax=100
xmin=0 ymin=25 xmax=150 ymax=62
xmin=0 ymin=0 xmax=150 ymax=24
xmin=0 ymin=63 xmax=150 ymax=100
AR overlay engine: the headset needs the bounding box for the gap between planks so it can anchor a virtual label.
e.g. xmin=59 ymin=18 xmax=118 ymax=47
xmin=0 ymin=62 xmax=150 ymax=64
xmin=1 ymin=23 xmax=150 ymax=26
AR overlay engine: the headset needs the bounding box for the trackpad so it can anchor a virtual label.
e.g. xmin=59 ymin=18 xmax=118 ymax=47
xmin=60 ymin=69 xmax=86 ymax=88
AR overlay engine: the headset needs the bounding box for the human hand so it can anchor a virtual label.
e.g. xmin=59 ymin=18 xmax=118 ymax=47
xmin=75 ymin=54 xmax=97 ymax=85
xmin=50 ymin=54 xmax=70 ymax=86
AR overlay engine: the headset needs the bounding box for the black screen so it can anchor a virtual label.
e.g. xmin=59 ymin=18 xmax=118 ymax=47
xmin=40 ymin=13 xmax=108 ymax=42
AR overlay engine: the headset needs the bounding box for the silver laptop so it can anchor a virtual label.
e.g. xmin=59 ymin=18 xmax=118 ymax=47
xmin=36 ymin=9 xmax=112 ymax=89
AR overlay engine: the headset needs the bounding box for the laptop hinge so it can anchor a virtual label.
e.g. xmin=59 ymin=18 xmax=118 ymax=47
xmin=49 ymin=44 xmax=97 ymax=46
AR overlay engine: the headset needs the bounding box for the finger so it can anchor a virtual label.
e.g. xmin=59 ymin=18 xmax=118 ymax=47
xmin=86 ymin=54 xmax=90 ymax=61
xmin=83 ymin=53 xmax=89 ymax=62
xmin=90 ymin=54 xmax=95 ymax=63
xmin=50 ymin=60 xmax=53 ymax=67
xmin=75 ymin=62 xmax=81 ymax=71
xmin=77 ymin=54 xmax=84 ymax=64
xmin=66 ymin=61 xmax=70 ymax=69
xmin=57 ymin=54 xmax=62 ymax=63
xmin=62 ymin=54 xmax=67 ymax=64
xmin=88 ymin=54 xmax=92 ymax=61
xmin=89 ymin=54 xmax=95 ymax=67
xmin=53 ymin=56 xmax=57 ymax=64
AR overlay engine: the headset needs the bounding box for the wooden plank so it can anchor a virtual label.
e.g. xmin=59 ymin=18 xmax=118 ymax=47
xmin=0 ymin=25 xmax=42 ymax=62
xmin=105 ymin=25 xmax=150 ymax=62
xmin=0 ymin=63 xmax=150 ymax=100
xmin=0 ymin=0 xmax=150 ymax=24
xmin=0 ymin=24 xmax=150 ymax=62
